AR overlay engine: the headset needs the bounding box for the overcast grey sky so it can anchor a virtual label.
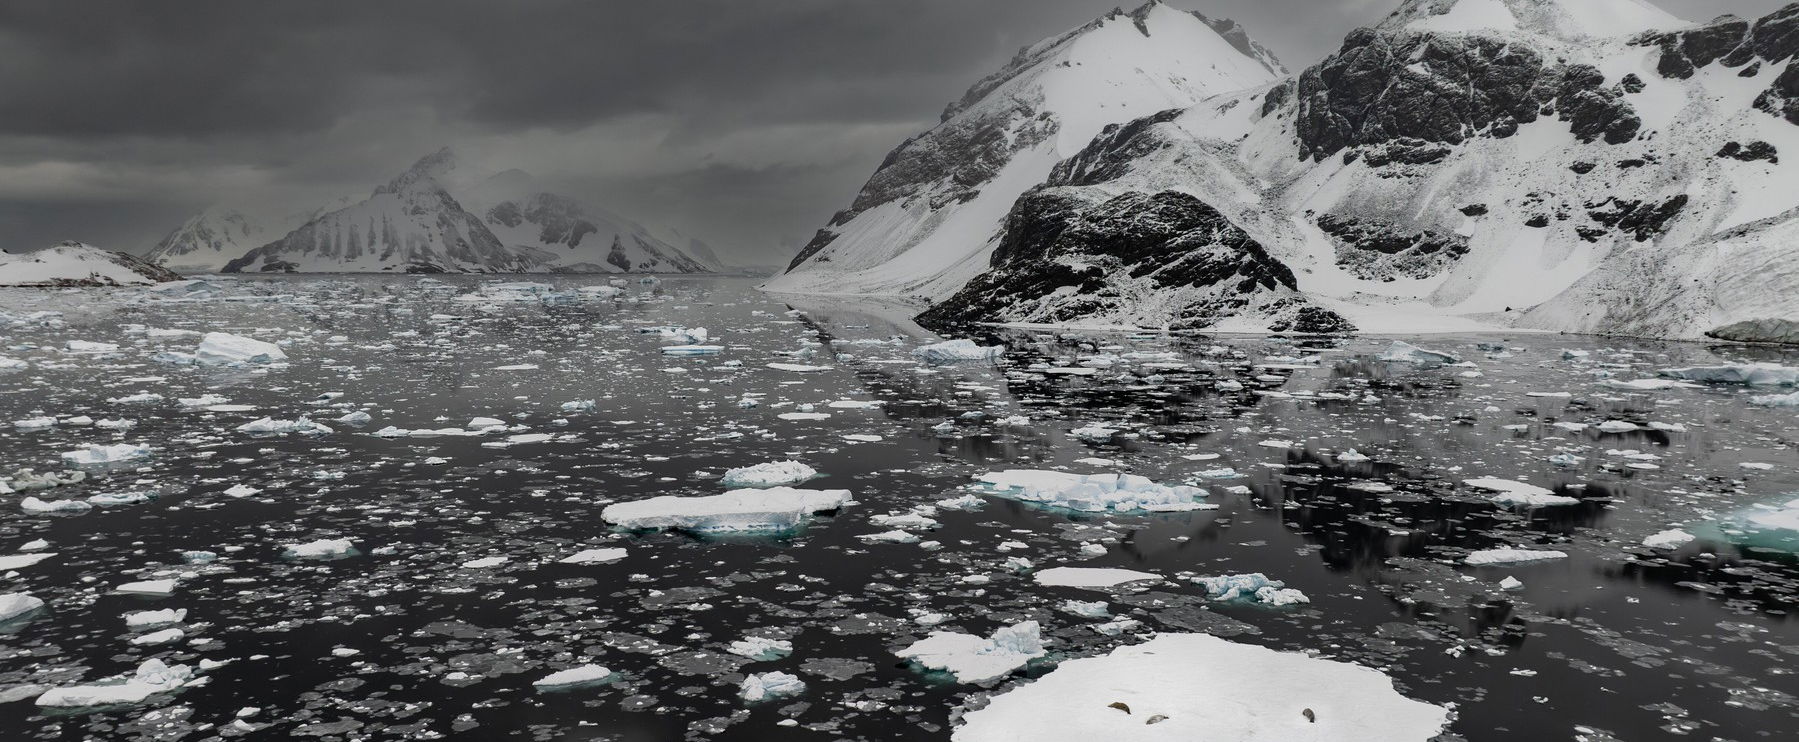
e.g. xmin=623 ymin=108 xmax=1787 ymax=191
xmin=0 ymin=0 xmax=1784 ymax=262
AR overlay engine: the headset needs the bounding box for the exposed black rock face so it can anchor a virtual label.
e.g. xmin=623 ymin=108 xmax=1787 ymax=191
xmin=919 ymin=190 xmax=1349 ymax=332
xmin=1050 ymin=109 xmax=1186 ymax=187
xmin=485 ymin=194 xmax=600 ymax=249
xmin=1641 ymin=4 xmax=1799 ymax=125
xmin=1585 ymin=195 xmax=1690 ymax=241
xmin=1717 ymin=140 xmax=1780 ymax=163
xmin=1317 ymin=215 xmax=1469 ymax=281
xmin=1459 ymin=204 xmax=1489 ymax=216
xmin=1359 ymin=139 xmax=1453 ymax=166
xmin=1570 ymin=161 xmax=1597 ymax=174
xmin=1525 ymin=214 xmax=1551 ymax=228
xmin=1290 ymin=28 xmax=1642 ymax=161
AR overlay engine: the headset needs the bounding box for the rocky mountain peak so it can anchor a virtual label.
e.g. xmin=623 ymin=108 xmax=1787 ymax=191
xmin=377 ymin=146 xmax=459 ymax=196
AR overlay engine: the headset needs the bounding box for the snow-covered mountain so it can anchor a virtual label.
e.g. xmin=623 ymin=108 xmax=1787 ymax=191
xmin=145 ymin=208 xmax=267 ymax=273
xmin=173 ymin=150 xmax=711 ymax=274
xmin=1 ymin=242 xmax=181 ymax=287
xmin=763 ymin=0 xmax=1287 ymax=300
xmin=463 ymin=170 xmax=710 ymax=274
xmin=919 ymin=0 xmax=1799 ymax=341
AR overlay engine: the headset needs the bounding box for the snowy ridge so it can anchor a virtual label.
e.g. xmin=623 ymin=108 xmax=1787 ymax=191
xmin=919 ymin=0 xmax=1799 ymax=339
xmin=1 ymin=242 xmax=181 ymax=287
xmin=145 ymin=208 xmax=267 ymax=273
xmin=464 ymin=170 xmax=710 ymax=274
xmin=763 ymin=0 xmax=1285 ymax=301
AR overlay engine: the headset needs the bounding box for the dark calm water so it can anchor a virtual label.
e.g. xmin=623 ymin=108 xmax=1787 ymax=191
xmin=0 ymin=275 xmax=1795 ymax=741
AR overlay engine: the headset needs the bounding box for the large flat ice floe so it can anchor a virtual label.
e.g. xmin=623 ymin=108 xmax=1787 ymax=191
xmin=601 ymin=487 xmax=851 ymax=533
xmin=1462 ymin=478 xmax=1578 ymax=507
xmin=1034 ymin=567 xmax=1161 ymax=588
xmin=975 ymin=470 xmax=1208 ymax=514
xmin=954 ymin=633 xmax=1450 ymax=742
xmin=36 ymin=659 xmax=195 ymax=708
xmin=914 ymin=339 xmax=1005 ymax=363
xmin=895 ymin=620 xmax=1045 ymax=684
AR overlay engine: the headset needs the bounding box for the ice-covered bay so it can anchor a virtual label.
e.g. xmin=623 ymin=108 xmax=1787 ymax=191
xmin=0 ymin=276 xmax=1794 ymax=741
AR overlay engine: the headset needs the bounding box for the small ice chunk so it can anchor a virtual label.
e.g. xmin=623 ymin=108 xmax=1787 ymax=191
xmin=114 ymin=579 xmax=179 ymax=596
xmin=460 ymin=556 xmax=509 ymax=569
xmin=130 ymin=628 xmax=185 ymax=646
xmin=125 ymin=609 xmax=188 ymax=629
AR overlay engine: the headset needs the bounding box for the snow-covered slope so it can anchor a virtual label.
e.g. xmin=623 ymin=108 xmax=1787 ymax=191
xmin=763 ymin=0 xmax=1285 ymax=301
xmin=924 ymin=0 xmax=1799 ymax=340
xmin=463 ymin=170 xmax=711 ymax=274
xmin=1 ymin=242 xmax=182 ymax=286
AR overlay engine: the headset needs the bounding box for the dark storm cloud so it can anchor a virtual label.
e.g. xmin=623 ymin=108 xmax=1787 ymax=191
xmin=0 ymin=0 xmax=1786 ymax=258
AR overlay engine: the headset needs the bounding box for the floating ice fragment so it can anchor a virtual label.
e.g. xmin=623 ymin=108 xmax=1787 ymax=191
xmin=739 ymin=671 xmax=806 ymax=702
xmin=720 ymin=461 xmax=818 ymax=488
xmin=1377 ymin=341 xmax=1459 ymax=365
xmin=114 ymin=579 xmax=178 ymax=596
xmin=460 ymin=556 xmax=509 ymax=569
xmin=125 ymin=609 xmax=187 ymax=629
xmin=1462 ymin=478 xmax=1578 ymax=507
xmin=1464 ymin=549 xmax=1569 ymax=565
xmin=1643 ymin=529 xmax=1695 ymax=550
xmin=603 ymin=487 xmax=851 ymax=533
xmin=726 ymin=636 xmax=793 ymax=661
xmin=895 ymin=621 xmax=1045 ymax=684
xmin=913 ymin=339 xmax=1004 ymax=363
xmin=60 ymin=443 xmax=151 ymax=466
xmin=36 ymin=659 xmax=195 ymax=708
xmin=533 ymin=665 xmax=614 ymax=690
xmin=0 ymin=592 xmax=45 ymax=623
xmin=1659 ymin=363 xmax=1798 ymax=386
xmin=1193 ymin=573 xmax=1309 ymax=606
xmin=558 ymin=548 xmax=628 ymax=565
xmin=21 ymin=497 xmax=91 ymax=514
xmin=1034 ymin=567 xmax=1160 ymax=588
xmin=281 ymin=539 xmax=354 ymax=559
xmin=236 ymin=417 xmax=331 ymax=435
xmin=976 ymin=470 xmax=1206 ymax=514
xmin=195 ymin=332 xmax=287 ymax=365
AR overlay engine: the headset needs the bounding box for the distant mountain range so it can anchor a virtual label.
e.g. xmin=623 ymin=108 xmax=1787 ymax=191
xmin=147 ymin=148 xmax=720 ymax=275
xmin=773 ymin=0 xmax=1799 ymax=343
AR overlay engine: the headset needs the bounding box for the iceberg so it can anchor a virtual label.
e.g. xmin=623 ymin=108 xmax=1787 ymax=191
xmin=720 ymin=461 xmax=818 ymax=489
xmin=913 ymin=339 xmax=1005 ymax=363
xmin=1464 ymin=548 xmax=1569 ymax=565
xmin=60 ymin=443 xmax=152 ymax=465
xmin=1643 ymin=529 xmax=1695 ymax=550
xmin=125 ymin=609 xmax=188 ymax=629
xmin=1034 ymin=566 xmax=1160 ymax=588
xmin=739 ymin=671 xmax=806 ymax=702
xmin=35 ymin=659 xmax=194 ymax=708
xmin=1461 ymin=478 xmax=1578 ymax=507
xmin=1658 ymin=363 xmax=1799 ymax=386
xmin=21 ymin=496 xmax=92 ymax=514
xmin=726 ymin=636 xmax=793 ymax=661
xmin=237 ymin=417 xmax=331 ymax=435
xmin=0 ymin=592 xmax=46 ymax=623
xmin=194 ymin=332 xmax=287 ymax=365
xmin=974 ymin=470 xmax=1206 ymax=513
xmin=602 ymin=487 xmax=851 ymax=533
xmin=956 ymin=634 xmax=1449 ymax=742
xmin=1193 ymin=573 xmax=1310 ymax=606
xmin=532 ymin=665 xmax=614 ymax=690
xmin=1377 ymin=341 xmax=1459 ymax=365
xmin=895 ymin=620 xmax=1045 ymax=684
xmin=281 ymin=539 xmax=355 ymax=559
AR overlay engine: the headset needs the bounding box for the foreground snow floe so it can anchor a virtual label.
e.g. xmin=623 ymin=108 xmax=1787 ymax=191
xmin=955 ymin=633 xmax=1450 ymax=742
xmin=719 ymin=460 xmax=818 ymax=488
xmin=601 ymin=487 xmax=851 ymax=533
xmin=895 ymin=620 xmax=1045 ymax=683
xmin=974 ymin=470 xmax=1208 ymax=513
xmin=36 ymin=659 xmax=195 ymax=708
xmin=1461 ymin=478 xmax=1578 ymax=507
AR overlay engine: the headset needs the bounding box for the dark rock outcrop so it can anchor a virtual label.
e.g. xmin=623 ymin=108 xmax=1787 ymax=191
xmin=1641 ymin=4 xmax=1799 ymax=124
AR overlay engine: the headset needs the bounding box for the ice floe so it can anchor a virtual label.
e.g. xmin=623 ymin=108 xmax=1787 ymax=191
xmin=974 ymin=470 xmax=1207 ymax=514
xmin=601 ymin=487 xmax=851 ymax=533
xmin=719 ymin=460 xmax=818 ymax=488
xmin=894 ymin=620 xmax=1045 ymax=684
